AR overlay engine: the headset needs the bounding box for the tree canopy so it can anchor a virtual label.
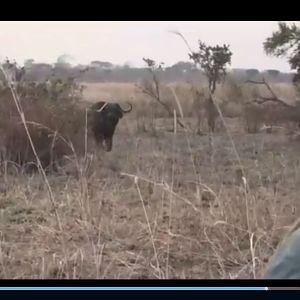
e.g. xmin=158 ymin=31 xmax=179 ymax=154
xmin=264 ymin=21 xmax=300 ymax=83
xmin=189 ymin=41 xmax=232 ymax=93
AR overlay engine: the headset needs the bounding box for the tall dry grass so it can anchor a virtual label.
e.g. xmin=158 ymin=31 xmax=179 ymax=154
xmin=82 ymin=81 xmax=298 ymax=116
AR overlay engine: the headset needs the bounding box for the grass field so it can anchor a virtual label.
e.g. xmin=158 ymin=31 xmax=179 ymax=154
xmin=0 ymin=81 xmax=299 ymax=279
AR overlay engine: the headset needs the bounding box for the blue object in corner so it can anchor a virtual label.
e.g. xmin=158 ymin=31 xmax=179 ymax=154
xmin=265 ymin=228 xmax=300 ymax=279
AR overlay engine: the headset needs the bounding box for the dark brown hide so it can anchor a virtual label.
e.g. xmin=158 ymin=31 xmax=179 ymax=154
xmin=90 ymin=101 xmax=132 ymax=152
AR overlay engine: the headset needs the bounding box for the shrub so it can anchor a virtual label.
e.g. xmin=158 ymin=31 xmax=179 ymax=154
xmin=0 ymin=72 xmax=88 ymax=172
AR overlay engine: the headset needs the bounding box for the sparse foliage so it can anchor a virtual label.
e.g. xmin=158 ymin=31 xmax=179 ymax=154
xmin=189 ymin=41 xmax=232 ymax=94
xmin=137 ymin=57 xmax=185 ymax=129
xmin=189 ymin=40 xmax=232 ymax=133
xmin=264 ymin=21 xmax=300 ymax=84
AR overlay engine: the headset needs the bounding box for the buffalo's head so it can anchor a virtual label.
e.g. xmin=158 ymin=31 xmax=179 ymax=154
xmin=91 ymin=101 xmax=132 ymax=119
xmin=99 ymin=102 xmax=132 ymax=119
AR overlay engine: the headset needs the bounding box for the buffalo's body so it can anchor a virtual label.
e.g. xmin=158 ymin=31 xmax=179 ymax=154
xmin=89 ymin=101 xmax=132 ymax=152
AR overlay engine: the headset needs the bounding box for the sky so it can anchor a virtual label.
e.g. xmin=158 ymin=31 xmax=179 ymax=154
xmin=0 ymin=21 xmax=292 ymax=72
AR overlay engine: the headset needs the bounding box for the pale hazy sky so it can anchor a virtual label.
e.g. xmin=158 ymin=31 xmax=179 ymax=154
xmin=0 ymin=21 xmax=292 ymax=71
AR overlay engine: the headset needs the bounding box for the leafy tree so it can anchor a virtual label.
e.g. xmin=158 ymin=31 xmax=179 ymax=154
xmin=123 ymin=61 xmax=133 ymax=69
xmin=170 ymin=61 xmax=194 ymax=72
xmin=267 ymin=69 xmax=280 ymax=78
xmin=189 ymin=40 xmax=232 ymax=132
xmin=24 ymin=59 xmax=35 ymax=68
xmin=55 ymin=54 xmax=72 ymax=69
xmin=263 ymin=21 xmax=300 ymax=83
xmin=90 ymin=61 xmax=113 ymax=69
xmin=189 ymin=41 xmax=232 ymax=94
xmin=245 ymin=69 xmax=259 ymax=79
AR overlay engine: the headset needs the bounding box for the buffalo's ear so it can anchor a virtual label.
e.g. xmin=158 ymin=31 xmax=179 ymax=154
xmin=118 ymin=110 xmax=124 ymax=119
xmin=115 ymin=104 xmax=123 ymax=119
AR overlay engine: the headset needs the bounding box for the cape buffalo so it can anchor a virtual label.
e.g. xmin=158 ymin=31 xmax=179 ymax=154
xmin=89 ymin=101 xmax=132 ymax=152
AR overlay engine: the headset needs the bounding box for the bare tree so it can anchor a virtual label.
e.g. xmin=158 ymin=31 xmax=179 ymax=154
xmin=137 ymin=57 xmax=185 ymax=129
xmin=245 ymin=76 xmax=300 ymax=132
xmin=246 ymin=76 xmax=293 ymax=107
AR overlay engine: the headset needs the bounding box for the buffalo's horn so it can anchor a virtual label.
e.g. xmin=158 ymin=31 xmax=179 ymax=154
xmin=120 ymin=102 xmax=132 ymax=113
xmin=95 ymin=102 xmax=108 ymax=112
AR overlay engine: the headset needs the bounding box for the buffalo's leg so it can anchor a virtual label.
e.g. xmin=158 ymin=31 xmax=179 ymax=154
xmin=103 ymin=137 xmax=113 ymax=152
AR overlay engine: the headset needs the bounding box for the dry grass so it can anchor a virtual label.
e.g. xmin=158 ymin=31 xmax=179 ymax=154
xmin=1 ymin=81 xmax=300 ymax=278
xmin=82 ymin=82 xmax=298 ymax=104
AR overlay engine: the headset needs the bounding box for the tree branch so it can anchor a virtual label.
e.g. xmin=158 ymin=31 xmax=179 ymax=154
xmin=136 ymin=67 xmax=186 ymax=129
xmin=245 ymin=76 xmax=294 ymax=108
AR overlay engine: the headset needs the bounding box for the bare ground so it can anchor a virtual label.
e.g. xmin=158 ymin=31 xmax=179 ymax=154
xmin=0 ymin=115 xmax=299 ymax=279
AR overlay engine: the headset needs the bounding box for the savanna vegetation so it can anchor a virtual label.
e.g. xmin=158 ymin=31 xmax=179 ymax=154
xmin=1 ymin=21 xmax=300 ymax=279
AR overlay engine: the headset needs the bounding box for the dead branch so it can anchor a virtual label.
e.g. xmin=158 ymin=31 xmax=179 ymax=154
xmin=136 ymin=62 xmax=185 ymax=129
xmin=169 ymin=30 xmax=194 ymax=55
xmin=245 ymin=76 xmax=294 ymax=108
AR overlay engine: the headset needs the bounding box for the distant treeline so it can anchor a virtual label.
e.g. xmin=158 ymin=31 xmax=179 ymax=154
xmin=0 ymin=59 xmax=294 ymax=84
